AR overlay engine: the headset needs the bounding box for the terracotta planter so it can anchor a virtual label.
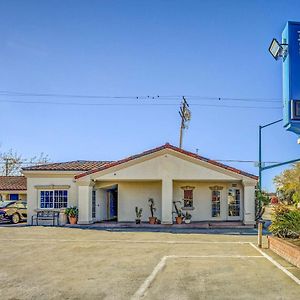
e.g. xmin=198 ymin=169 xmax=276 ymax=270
xmin=175 ymin=216 xmax=183 ymax=224
xmin=149 ymin=217 xmax=157 ymax=224
xmin=69 ymin=216 xmax=77 ymax=225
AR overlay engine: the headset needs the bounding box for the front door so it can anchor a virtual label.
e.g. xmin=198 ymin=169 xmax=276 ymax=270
xmin=227 ymin=188 xmax=241 ymax=220
xmin=107 ymin=189 xmax=118 ymax=220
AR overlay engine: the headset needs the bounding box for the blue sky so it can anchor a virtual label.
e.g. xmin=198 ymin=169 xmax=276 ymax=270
xmin=0 ymin=0 xmax=299 ymax=191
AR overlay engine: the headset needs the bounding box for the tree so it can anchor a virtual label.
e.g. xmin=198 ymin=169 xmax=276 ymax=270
xmin=0 ymin=148 xmax=49 ymax=176
xmin=273 ymin=162 xmax=300 ymax=207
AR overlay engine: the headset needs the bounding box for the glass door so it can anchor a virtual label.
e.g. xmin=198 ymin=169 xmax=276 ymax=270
xmin=227 ymin=188 xmax=241 ymax=220
xmin=92 ymin=190 xmax=96 ymax=221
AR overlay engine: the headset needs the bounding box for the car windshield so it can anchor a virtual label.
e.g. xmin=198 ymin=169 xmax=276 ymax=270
xmin=0 ymin=201 xmax=16 ymax=208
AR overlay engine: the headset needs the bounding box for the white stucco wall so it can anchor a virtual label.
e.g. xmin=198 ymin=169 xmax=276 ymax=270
xmin=25 ymin=175 xmax=78 ymax=225
xmin=173 ymin=181 xmax=244 ymax=221
xmin=117 ymin=181 xmax=162 ymax=222
xmin=91 ymin=153 xmax=242 ymax=182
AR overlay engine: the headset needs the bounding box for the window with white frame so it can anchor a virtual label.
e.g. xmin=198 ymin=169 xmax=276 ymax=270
xmin=209 ymin=185 xmax=223 ymax=217
xmin=228 ymin=188 xmax=240 ymax=217
xmin=211 ymin=190 xmax=221 ymax=217
xmin=40 ymin=190 xmax=68 ymax=209
xmin=181 ymin=186 xmax=195 ymax=208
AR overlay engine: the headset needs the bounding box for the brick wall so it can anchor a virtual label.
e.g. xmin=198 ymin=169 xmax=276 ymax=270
xmin=268 ymin=236 xmax=300 ymax=268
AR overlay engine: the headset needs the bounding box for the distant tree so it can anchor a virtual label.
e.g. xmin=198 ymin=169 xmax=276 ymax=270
xmin=0 ymin=148 xmax=49 ymax=176
xmin=274 ymin=163 xmax=300 ymax=207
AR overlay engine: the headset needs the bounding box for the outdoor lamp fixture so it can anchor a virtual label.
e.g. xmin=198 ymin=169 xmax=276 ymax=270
xmin=269 ymin=38 xmax=288 ymax=60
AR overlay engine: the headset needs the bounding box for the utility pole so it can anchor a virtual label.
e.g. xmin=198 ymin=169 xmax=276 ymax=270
xmin=179 ymin=97 xmax=191 ymax=149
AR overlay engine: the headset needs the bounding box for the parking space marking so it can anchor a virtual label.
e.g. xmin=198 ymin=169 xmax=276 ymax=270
xmin=131 ymin=254 xmax=265 ymax=300
xmin=0 ymin=238 xmax=251 ymax=244
xmin=249 ymin=242 xmax=300 ymax=285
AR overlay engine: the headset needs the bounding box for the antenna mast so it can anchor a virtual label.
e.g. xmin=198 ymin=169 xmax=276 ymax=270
xmin=179 ymin=96 xmax=191 ymax=149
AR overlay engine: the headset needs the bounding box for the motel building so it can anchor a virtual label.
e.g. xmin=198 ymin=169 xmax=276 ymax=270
xmin=22 ymin=143 xmax=258 ymax=226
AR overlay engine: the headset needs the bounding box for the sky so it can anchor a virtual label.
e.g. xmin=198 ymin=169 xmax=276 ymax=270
xmin=0 ymin=0 xmax=299 ymax=191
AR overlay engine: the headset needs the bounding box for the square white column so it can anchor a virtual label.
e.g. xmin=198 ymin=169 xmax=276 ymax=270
xmin=161 ymin=179 xmax=173 ymax=224
xmin=243 ymin=182 xmax=256 ymax=225
xmin=78 ymin=183 xmax=93 ymax=224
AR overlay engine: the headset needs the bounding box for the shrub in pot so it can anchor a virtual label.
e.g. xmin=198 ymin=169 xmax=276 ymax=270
xmin=135 ymin=207 xmax=142 ymax=224
xmin=184 ymin=211 xmax=192 ymax=224
xmin=148 ymin=198 xmax=157 ymax=224
xmin=65 ymin=206 xmax=78 ymax=225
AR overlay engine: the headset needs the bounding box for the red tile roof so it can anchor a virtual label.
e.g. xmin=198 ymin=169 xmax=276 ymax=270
xmin=75 ymin=143 xmax=258 ymax=180
xmin=22 ymin=160 xmax=112 ymax=172
xmin=0 ymin=176 xmax=27 ymax=191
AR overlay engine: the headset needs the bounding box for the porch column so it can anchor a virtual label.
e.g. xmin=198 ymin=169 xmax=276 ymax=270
xmin=161 ymin=179 xmax=173 ymax=224
xmin=77 ymin=181 xmax=94 ymax=225
xmin=243 ymin=182 xmax=256 ymax=225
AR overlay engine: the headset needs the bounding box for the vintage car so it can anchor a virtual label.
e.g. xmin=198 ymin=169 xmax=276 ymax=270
xmin=0 ymin=200 xmax=27 ymax=224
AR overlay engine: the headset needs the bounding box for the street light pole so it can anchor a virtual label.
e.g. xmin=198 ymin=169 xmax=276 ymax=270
xmin=258 ymin=118 xmax=300 ymax=216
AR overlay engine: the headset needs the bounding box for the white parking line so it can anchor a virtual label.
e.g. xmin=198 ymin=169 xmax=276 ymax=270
xmin=0 ymin=238 xmax=251 ymax=244
xmin=249 ymin=243 xmax=300 ymax=285
xmin=131 ymin=254 xmax=265 ymax=300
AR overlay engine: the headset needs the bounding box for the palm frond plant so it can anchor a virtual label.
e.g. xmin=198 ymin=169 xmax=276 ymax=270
xmin=173 ymin=201 xmax=183 ymax=224
xmin=148 ymin=198 xmax=157 ymax=224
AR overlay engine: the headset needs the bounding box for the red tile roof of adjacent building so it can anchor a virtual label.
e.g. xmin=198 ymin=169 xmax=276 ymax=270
xmin=22 ymin=160 xmax=112 ymax=172
xmin=0 ymin=176 xmax=27 ymax=191
xmin=75 ymin=143 xmax=258 ymax=180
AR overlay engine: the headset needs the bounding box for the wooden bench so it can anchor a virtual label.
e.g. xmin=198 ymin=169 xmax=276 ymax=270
xmin=31 ymin=210 xmax=60 ymax=226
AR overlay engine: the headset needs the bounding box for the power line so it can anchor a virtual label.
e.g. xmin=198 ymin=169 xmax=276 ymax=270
xmin=214 ymin=159 xmax=281 ymax=164
xmin=0 ymin=99 xmax=282 ymax=109
xmin=0 ymin=90 xmax=282 ymax=102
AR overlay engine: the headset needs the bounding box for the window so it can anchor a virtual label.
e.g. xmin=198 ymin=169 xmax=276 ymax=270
xmin=40 ymin=190 xmax=68 ymax=209
xmin=228 ymin=188 xmax=240 ymax=217
xmin=181 ymin=186 xmax=195 ymax=208
xmin=92 ymin=190 xmax=96 ymax=218
xmin=211 ymin=190 xmax=221 ymax=217
xmin=9 ymin=194 xmax=19 ymax=201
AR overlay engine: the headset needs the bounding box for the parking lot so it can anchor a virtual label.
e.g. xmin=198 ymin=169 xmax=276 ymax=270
xmin=0 ymin=226 xmax=299 ymax=299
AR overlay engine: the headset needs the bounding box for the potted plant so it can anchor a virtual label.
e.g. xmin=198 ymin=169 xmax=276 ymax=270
xmin=65 ymin=206 xmax=78 ymax=225
xmin=135 ymin=207 xmax=143 ymax=224
xmin=173 ymin=201 xmax=183 ymax=224
xmin=148 ymin=198 xmax=157 ymax=224
xmin=184 ymin=211 xmax=192 ymax=224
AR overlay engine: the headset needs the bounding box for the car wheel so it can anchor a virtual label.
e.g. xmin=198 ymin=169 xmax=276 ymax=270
xmin=11 ymin=213 xmax=20 ymax=224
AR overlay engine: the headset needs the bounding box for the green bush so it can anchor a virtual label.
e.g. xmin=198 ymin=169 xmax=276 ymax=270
xmin=269 ymin=204 xmax=300 ymax=238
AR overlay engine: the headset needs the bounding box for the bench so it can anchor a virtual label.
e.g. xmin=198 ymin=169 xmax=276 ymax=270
xmin=31 ymin=210 xmax=60 ymax=226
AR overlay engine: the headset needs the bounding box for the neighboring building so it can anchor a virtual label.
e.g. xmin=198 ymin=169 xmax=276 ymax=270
xmin=0 ymin=176 xmax=27 ymax=201
xmin=22 ymin=143 xmax=258 ymax=226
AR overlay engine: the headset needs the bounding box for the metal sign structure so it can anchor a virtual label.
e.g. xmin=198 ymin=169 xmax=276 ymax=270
xmin=282 ymin=21 xmax=300 ymax=136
